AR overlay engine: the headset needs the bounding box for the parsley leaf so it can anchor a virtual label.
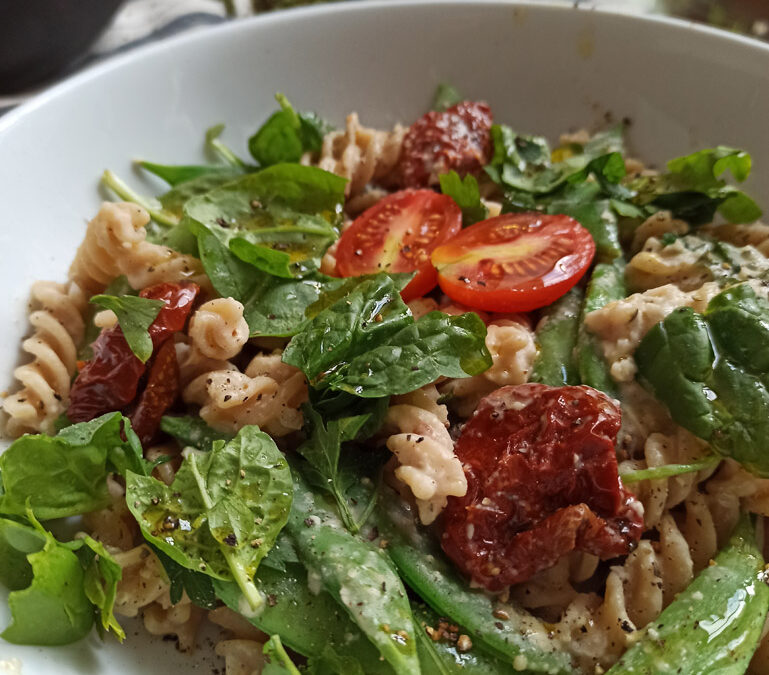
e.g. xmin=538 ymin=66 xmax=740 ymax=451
xmin=89 ymin=294 xmax=164 ymax=363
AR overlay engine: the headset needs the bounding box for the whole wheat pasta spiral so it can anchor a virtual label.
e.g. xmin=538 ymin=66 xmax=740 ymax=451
xmin=69 ymin=201 xmax=209 ymax=294
xmin=2 ymin=280 xmax=87 ymax=436
xmin=184 ymin=351 xmax=307 ymax=437
xmin=382 ymin=385 xmax=465 ymax=525
xmin=308 ymin=113 xmax=404 ymax=198
xmin=188 ymin=298 xmax=250 ymax=361
xmin=440 ymin=318 xmax=536 ymax=417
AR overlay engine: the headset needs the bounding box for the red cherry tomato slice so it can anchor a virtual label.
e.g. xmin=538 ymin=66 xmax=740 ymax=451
xmin=431 ymin=212 xmax=595 ymax=312
xmin=335 ymin=189 xmax=462 ymax=302
xmin=398 ymin=101 xmax=493 ymax=188
xmin=441 ymin=384 xmax=644 ymax=590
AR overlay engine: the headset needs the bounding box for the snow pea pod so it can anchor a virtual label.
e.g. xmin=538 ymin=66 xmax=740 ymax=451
xmin=287 ymin=472 xmax=421 ymax=675
xmin=412 ymin=602 xmax=517 ymax=674
xmin=214 ymin=562 xmax=394 ymax=674
xmin=530 ymin=285 xmax=583 ymax=386
xmin=576 ymin=260 xmax=625 ymax=397
xmin=606 ymin=515 xmax=769 ymax=674
xmin=375 ymin=488 xmax=575 ymax=675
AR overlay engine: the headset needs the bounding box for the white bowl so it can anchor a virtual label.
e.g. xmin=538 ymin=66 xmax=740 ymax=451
xmin=1 ymin=1 xmax=768 ymax=672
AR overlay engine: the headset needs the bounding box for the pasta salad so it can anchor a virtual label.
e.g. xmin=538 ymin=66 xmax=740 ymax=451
xmin=1 ymin=85 xmax=769 ymax=674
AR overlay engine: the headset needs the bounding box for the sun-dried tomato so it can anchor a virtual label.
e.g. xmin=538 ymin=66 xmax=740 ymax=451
xmin=68 ymin=282 xmax=198 ymax=423
xmin=129 ymin=339 xmax=180 ymax=446
xmin=441 ymin=384 xmax=643 ymax=591
xmin=398 ymin=101 xmax=493 ymax=188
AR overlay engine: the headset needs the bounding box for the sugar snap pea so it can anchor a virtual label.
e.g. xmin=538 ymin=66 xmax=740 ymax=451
xmin=606 ymin=515 xmax=769 ymax=674
xmin=286 ymin=471 xmax=421 ymax=675
xmin=374 ymin=488 xmax=575 ymax=675
xmin=530 ymin=286 xmax=583 ymax=386
xmin=575 ymin=260 xmax=626 ymax=397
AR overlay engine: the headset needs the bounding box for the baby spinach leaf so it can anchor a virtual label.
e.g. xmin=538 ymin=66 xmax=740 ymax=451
xmin=157 ymin=170 xmax=244 ymax=222
xmin=0 ymin=412 xmax=142 ymax=519
xmin=296 ymin=405 xmax=377 ymax=533
xmin=150 ymin=544 xmax=217 ymax=608
xmin=71 ymin=536 xmax=125 ymax=641
xmin=0 ymin=515 xmax=93 ymax=646
xmin=263 ymin=635 xmax=302 ymax=675
xmin=249 ymin=93 xmax=333 ymax=167
xmin=229 ymin=237 xmax=294 ymax=279
xmin=101 ymin=169 xmax=178 ymax=227
xmin=628 ymin=147 xmax=762 ymax=225
xmin=205 ymin=124 xmax=250 ymax=169
xmin=283 ymin=274 xmax=491 ymax=398
xmin=160 ymin=415 xmax=233 ymax=453
xmin=287 ymin=471 xmax=421 ymax=675
xmin=89 ymin=294 xmax=164 ymax=363
xmin=636 ymin=283 xmax=769 ymax=476
xmin=439 ymin=171 xmax=488 ymax=226
xmin=0 ymin=517 xmax=46 ymax=591
xmin=431 ymin=83 xmax=463 ymax=112
xmin=139 ymin=161 xmax=239 ymax=187
xmin=126 ymin=426 xmax=293 ymax=610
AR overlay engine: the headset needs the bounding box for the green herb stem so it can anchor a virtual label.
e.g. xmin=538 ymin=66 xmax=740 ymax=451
xmin=101 ymin=170 xmax=178 ymax=226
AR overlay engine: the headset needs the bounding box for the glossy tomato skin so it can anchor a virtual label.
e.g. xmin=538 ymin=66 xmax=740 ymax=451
xmin=68 ymin=282 xmax=198 ymax=424
xmin=398 ymin=101 xmax=494 ymax=188
xmin=441 ymin=383 xmax=643 ymax=591
xmin=335 ymin=189 xmax=462 ymax=302
xmin=432 ymin=212 xmax=595 ymax=312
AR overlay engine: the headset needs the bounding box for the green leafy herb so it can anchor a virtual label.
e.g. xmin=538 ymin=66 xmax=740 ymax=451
xmin=205 ymin=124 xmax=250 ymax=169
xmin=150 ymin=544 xmax=217 ymax=609
xmin=282 ymin=274 xmax=491 ymax=397
xmin=439 ymin=171 xmax=488 ymax=226
xmin=157 ymin=170 xmax=244 ymax=224
xmin=263 ymin=635 xmax=302 ymax=675
xmin=431 ymin=83 xmax=463 ymax=112
xmin=126 ymin=426 xmax=293 ymax=610
xmin=160 ymin=415 xmax=233 ymax=453
xmin=138 ymin=161 xmax=239 ymax=187
xmin=296 ymin=405 xmax=378 ymax=533
xmin=0 ymin=413 xmax=147 ymax=519
xmin=636 ymin=283 xmax=769 ymax=476
xmin=248 ymin=93 xmax=333 ymax=167
xmin=89 ymin=294 xmax=164 ymax=363
xmin=628 ymin=146 xmax=762 ymax=225
xmin=71 ymin=536 xmax=125 ymax=640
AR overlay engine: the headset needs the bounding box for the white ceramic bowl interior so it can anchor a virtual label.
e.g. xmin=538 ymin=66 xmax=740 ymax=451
xmin=1 ymin=1 xmax=768 ymax=672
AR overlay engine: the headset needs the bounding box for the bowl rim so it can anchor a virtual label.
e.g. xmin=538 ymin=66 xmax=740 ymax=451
xmin=2 ymin=0 xmax=769 ymax=139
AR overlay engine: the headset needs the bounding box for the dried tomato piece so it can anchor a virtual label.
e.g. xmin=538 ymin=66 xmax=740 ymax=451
xmin=68 ymin=282 xmax=199 ymax=423
xmin=441 ymin=384 xmax=643 ymax=590
xmin=129 ymin=339 xmax=180 ymax=446
xmin=398 ymin=101 xmax=493 ymax=188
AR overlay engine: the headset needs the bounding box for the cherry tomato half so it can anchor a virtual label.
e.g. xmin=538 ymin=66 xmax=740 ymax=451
xmin=335 ymin=189 xmax=462 ymax=302
xmin=431 ymin=212 xmax=595 ymax=312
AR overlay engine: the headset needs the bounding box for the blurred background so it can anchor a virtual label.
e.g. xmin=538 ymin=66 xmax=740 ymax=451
xmin=1 ymin=0 xmax=767 ymax=105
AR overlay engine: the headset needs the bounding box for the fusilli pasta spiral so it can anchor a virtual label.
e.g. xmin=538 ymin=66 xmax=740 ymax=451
xmin=382 ymin=385 xmax=465 ymax=525
xmin=2 ymin=280 xmax=87 ymax=436
xmin=183 ymin=351 xmax=307 ymax=437
xmin=307 ymin=113 xmax=404 ymax=198
xmin=69 ymin=202 xmax=209 ymax=294
xmin=188 ymin=298 xmax=250 ymax=361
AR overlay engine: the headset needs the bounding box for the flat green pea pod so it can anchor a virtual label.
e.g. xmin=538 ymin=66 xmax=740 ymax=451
xmin=214 ymin=563 xmax=393 ymax=674
xmin=412 ymin=602 xmax=517 ymax=674
xmin=606 ymin=515 xmax=769 ymax=674
xmin=530 ymin=286 xmax=583 ymax=386
xmin=375 ymin=488 xmax=575 ymax=675
xmin=575 ymin=260 xmax=626 ymax=397
xmin=287 ymin=472 xmax=421 ymax=675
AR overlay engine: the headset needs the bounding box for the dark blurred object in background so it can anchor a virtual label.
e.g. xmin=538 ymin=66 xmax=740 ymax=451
xmin=661 ymin=0 xmax=768 ymax=38
xmin=0 ymin=0 xmax=123 ymax=94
